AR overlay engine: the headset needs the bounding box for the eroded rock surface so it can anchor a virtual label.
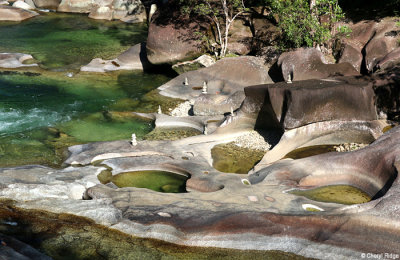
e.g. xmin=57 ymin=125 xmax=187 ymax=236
xmin=159 ymin=56 xmax=273 ymax=115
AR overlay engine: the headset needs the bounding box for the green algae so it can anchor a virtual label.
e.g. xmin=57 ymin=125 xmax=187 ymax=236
xmin=0 ymin=13 xmax=147 ymax=70
xmin=98 ymin=170 xmax=188 ymax=193
xmin=133 ymin=89 xmax=185 ymax=114
xmin=0 ymin=199 xmax=312 ymax=260
xmin=0 ymin=127 xmax=81 ymax=168
xmin=0 ymin=69 xmax=171 ymax=167
xmin=144 ymin=127 xmax=201 ymax=141
xmin=284 ymin=145 xmax=337 ymax=160
xmin=289 ymin=185 xmax=372 ymax=205
xmin=211 ymin=142 xmax=266 ymax=174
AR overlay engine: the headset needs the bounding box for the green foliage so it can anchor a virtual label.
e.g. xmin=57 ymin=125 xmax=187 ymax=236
xmin=337 ymin=24 xmax=352 ymax=37
xmin=267 ymin=0 xmax=344 ymax=48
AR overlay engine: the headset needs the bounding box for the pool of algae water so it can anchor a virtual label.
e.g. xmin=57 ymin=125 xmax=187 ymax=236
xmin=0 ymin=13 xmax=180 ymax=167
xmin=211 ymin=142 xmax=266 ymax=174
xmin=289 ymin=185 xmax=372 ymax=205
xmin=98 ymin=169 xmax=188 ymax=193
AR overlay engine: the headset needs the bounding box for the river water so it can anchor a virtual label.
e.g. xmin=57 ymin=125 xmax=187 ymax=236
xmin=0 ymin=13 xmax=171 ymax=167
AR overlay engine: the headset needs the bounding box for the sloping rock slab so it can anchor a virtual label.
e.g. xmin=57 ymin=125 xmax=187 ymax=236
xmin=0 ymin=5 xmax=38 ymax=21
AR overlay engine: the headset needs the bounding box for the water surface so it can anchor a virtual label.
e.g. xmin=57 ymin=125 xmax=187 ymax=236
xmin=0 ymin=14 xmax=172 ymax=167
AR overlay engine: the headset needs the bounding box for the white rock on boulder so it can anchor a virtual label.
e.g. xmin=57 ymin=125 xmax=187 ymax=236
xmin=0 ymin=1 xmax=9 ymax=6
xmin=24 ymin=0 xmax=36 ymax=9
xmin=0 ymin=53 xmax=38 ymax=68
xmin=13 ymin=0 xmax=34 ymax=10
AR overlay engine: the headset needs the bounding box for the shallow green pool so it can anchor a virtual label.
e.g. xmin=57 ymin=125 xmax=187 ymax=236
xmin=0 ymin=13 xmax=148 ymax=70
xmin=0 ymin=14 xmax=173 ymax=167
xmin=98 ymin=170 xmax=188 ymax=193
xmin=289 ymin=185 xmax=372 ymax=205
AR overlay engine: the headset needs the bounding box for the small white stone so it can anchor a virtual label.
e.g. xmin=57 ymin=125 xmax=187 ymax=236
xmin=241 ymin=179 xmax=251 ymax=186
xmin=86 ymin=181 xmax=97 ymax=188
xmin=70 ymin=161 xmax=81 ymax=166
xmin=157 ymin=212 xmax=172 ymax=218
xmin=130 ymin=133 xmax=137 ymax=146
xmin=69 ymin=185 xmax=86 ymax=200
xmin=202 ymin=81 xmax=208 ymax=94
xmin=302 ymin=203 xmax=324 ymax=211
xmin=248 ymin=195 xmax=258 ymax=202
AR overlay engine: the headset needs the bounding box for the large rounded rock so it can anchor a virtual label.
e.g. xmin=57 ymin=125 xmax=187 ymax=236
xmin=0 ymin=5 xmax=38 ymax=21
xmin=243 ymin=76 xmax=378 ymax=131
xmin=88 ymin=5 xmax=113 ymax=20
xmin=227 ymin=19 xmax=253 ymax=55
xmin=57 ymin=0 xmax=95 ymax=13
xmin=337 ymin=20 xmax=376 ymax=72
xmin=32 ymin=0 xmax=61 ymax=9
xmin=278 ymin=48 xmax=359 ymax=82
xmin=81 ymin=43 xmax=152 ymax=72
xmin=12 ymin=0 xmax=34 ymax=10
xmin=365 ymin=18 xmax=400 ymax=72
xmin=146 ymin=9 xmax=204 ymax=65
xmin=0 ymin=53 xmax=38 ymax=68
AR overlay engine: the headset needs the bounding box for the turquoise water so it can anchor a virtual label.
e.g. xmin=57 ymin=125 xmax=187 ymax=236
xmin=0 ymin=14 xmax=172 ymax=167
xmin=0 ymin=13 xmax=148 ymax=70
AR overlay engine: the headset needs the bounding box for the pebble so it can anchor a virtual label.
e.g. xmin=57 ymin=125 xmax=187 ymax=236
xmin=264 ymin=196 xmax=275 ymax=202
xmin=234 ymin=131 xmax=273 ymax=151
xmin=170 ymin=101 xmax=192 ymax=117
xmin=157 ymin=212 xmax=172 ymax=218
xmin=334 ymin=143 xmax=368 ymax=152
xmin=248 ymin=195 xmax=258 ymax=202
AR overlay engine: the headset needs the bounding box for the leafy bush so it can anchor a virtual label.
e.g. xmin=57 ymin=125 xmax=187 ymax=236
xmin=267 ymin=0 xmax=344 ymax=48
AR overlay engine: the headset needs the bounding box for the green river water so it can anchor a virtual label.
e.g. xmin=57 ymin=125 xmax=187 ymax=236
xmin=0 ymin=13 xmax=172 ymax=167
